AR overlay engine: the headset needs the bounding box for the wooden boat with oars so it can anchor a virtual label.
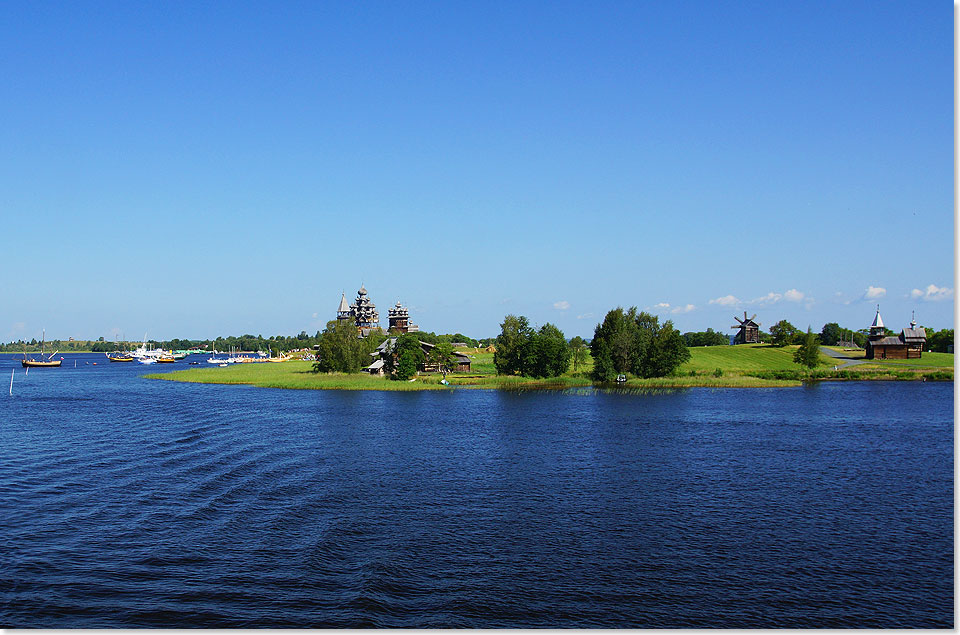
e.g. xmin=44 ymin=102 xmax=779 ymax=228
xmin=22 ymin=330 xmax=62 ymax=368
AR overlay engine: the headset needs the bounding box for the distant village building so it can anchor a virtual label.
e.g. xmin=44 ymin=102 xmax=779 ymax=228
xmin=387 ymin=301 xmax=419 ymax=333
xmin=337 ymin=285 xmax=382 ymax=337
xmin=365 ymin=338 xmax=471 ymax=375
xmin=731 ymin=312 xmax=761 ymax=344
xmin=864 ymin=307 xmax=926 ymax=360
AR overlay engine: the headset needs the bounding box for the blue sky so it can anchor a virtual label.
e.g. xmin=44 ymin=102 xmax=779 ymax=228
xmin=2 ymin=2 xmax=953 ymax=341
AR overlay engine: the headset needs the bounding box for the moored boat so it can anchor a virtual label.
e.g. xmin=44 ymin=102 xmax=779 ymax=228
xmin=22 ymin=358 xmax=62 ymax=368
xmin=21 ymin=330 xmax=61 ymax=368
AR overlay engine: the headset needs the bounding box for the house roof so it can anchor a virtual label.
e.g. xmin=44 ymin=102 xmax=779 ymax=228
xmin=337 ymin=293 xmax=350 ymax=313
xmin=366 ymin=359 xmax=384 ymax=371
xmin=375 ymin=338 xmax=396 ymax=353
xmin=871 ymin=308 xmax=884 ymax=329
xmin=902 ymin=327 xmax=926 ymax=341
xmin=870 ymin=336 xmax=904 ymax=346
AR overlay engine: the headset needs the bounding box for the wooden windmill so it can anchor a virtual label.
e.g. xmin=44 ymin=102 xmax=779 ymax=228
xmin=731 ymin=312 xmax=760 ymax=344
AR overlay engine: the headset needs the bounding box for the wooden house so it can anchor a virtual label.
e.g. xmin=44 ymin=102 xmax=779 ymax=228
xmin=366 ymin=338 xmax=471 ymax=375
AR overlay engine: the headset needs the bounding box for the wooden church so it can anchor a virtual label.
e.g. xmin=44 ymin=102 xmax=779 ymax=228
xmin=731 ymin=312 xmax=761 ymax=344
xmin=864 ymin=307 xmax=926 ymax=360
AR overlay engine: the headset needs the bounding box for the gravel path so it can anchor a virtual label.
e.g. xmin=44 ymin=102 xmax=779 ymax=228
xmin=820 ymin=346 xmax=870 ymax=369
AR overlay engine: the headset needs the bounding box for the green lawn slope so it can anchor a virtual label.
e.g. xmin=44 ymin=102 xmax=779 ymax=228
xmin=682 ymin=344 xmax=835 ymax=372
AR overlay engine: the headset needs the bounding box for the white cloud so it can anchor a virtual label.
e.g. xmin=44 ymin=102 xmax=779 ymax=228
xmin=910 ymin=284 xmax=953 ymax=301
xmin=784 ymin=289 xmax=805 ymax=302
xmin=864 ymin=286 xmax=886 ymax=300
xmin=749 ymin=292 xmax=782 ymax=305
xmin=311 ymin=312 xmax=319 ymax=318
xmin=709 ymin=295 xmax=740 ymax=306
xmin=576 ymin=312 xmax=594 ymax=320
xmin=651 ymin=302 xmax=695 ymax=315
xmin=553 ymin=300 xmax=570 ymax=310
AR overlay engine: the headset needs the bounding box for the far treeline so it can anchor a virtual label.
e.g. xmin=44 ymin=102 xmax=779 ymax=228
xmin=2 ymin=317 xmax=953 ymax=362
xmin=0 ymin=330 xmax=495 ymax=354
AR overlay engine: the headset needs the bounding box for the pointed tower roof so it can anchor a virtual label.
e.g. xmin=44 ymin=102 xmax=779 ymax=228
xmin=337 ymin=293 xmax=350 ymax=313
xmin=871 ymin=305 xmax=884 ymax=328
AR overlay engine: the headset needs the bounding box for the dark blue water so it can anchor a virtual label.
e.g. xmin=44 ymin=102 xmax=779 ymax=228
xmin=0 ymin=353 xmax=953 ymax=627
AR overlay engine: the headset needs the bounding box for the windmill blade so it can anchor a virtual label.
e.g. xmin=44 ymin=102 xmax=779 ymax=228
xmin=733 ymin=316 xmax=744 ymax=324
xmin=749 ymin=314 xmax=757 ymax=322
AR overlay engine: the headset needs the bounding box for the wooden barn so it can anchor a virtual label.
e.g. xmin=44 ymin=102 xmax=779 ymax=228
xmin=731 ymin=312 xmax=761 ymax=344
xmin=864 ymin=308 xmax=926 ymax=360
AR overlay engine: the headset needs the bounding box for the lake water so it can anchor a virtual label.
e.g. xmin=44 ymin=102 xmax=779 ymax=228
xmin=0 ymin=353 xmax=953 ymax=627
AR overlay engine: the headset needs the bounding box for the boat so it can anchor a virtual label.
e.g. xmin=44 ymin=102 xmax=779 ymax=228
xmin=21 ymin=330 xmax=61 ymax=368
xmin=155 ymin=356 xmax=176 ymax=363
xmin=106 ymin=353 xmax=135 ymax=362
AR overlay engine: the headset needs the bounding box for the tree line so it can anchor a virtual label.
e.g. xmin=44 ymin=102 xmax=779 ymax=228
xmin=492 ymin=308 xmax=691 ymax=381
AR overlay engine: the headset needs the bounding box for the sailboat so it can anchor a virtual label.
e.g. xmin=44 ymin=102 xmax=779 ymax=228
xmin=107 ymin=337 xmax=135 ymax=362
xmin=22 ymin=330 xmax=62 ymax=368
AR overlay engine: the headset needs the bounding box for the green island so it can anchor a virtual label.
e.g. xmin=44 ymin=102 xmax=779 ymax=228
xmin=146 ymin=344 xmax=953 ymax=391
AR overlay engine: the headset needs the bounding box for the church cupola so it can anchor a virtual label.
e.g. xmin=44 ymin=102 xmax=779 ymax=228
xmin=869 ymin=305 xmax=885 ymax=340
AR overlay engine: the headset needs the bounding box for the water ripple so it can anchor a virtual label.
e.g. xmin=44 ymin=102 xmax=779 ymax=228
xmin=0 ymin=363 xmax=953 ymax=627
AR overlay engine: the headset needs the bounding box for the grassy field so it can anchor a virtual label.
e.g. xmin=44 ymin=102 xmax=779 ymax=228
xmin=147 ymin=343 xmax=951 ymax=392
xmin=682 ymin=344 xmax=836 ymax=372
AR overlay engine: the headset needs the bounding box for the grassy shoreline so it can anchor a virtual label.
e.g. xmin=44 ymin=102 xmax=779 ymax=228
xmin=146 ymin=363 xmax=804 ymax=390
xmin=145 ymin=345 xmax=953 ymax=391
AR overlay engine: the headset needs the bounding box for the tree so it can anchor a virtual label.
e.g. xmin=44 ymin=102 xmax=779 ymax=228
xmin=428 ymin=341 xmax=457 ymax=376
xmin=590 ymin=338 xmax=616 ymax=382
xmin=639 ymin=320 xmax=691 ymax=378
xmin=388 ymin=334 xmax=425 ymax=380
xmin=313 ymin=320 xmax=376 ymax=373
xmin=683 ymin=328 xmax=728 ymax=347
xmin=494 ymin=315 xmax=533 ymax=375
xmin=569 ymin=336 xmax=589 ymax=372
xmin=591 ymin=307 xmax=691 ymax=380
xmin=927 ymin=328 xmax=954 ymax=353
xmin=493 ymin=316 xmax=571 ymax=378
xmin=794 ymin=327 xmax=821 ymax=368
xmin=525 ymin=323 xmax=572 ymax=378
xmin=769 ymin=319 xmax=799 ymax=347
xmin=819 ymin=322 xmax=841 ymax=346
xmin=590 ymin=307 xmax=640 ymax=377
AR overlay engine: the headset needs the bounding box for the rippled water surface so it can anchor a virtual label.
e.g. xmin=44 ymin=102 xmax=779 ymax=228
xmin=1 ymin=354 xmax=953 ymax=627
